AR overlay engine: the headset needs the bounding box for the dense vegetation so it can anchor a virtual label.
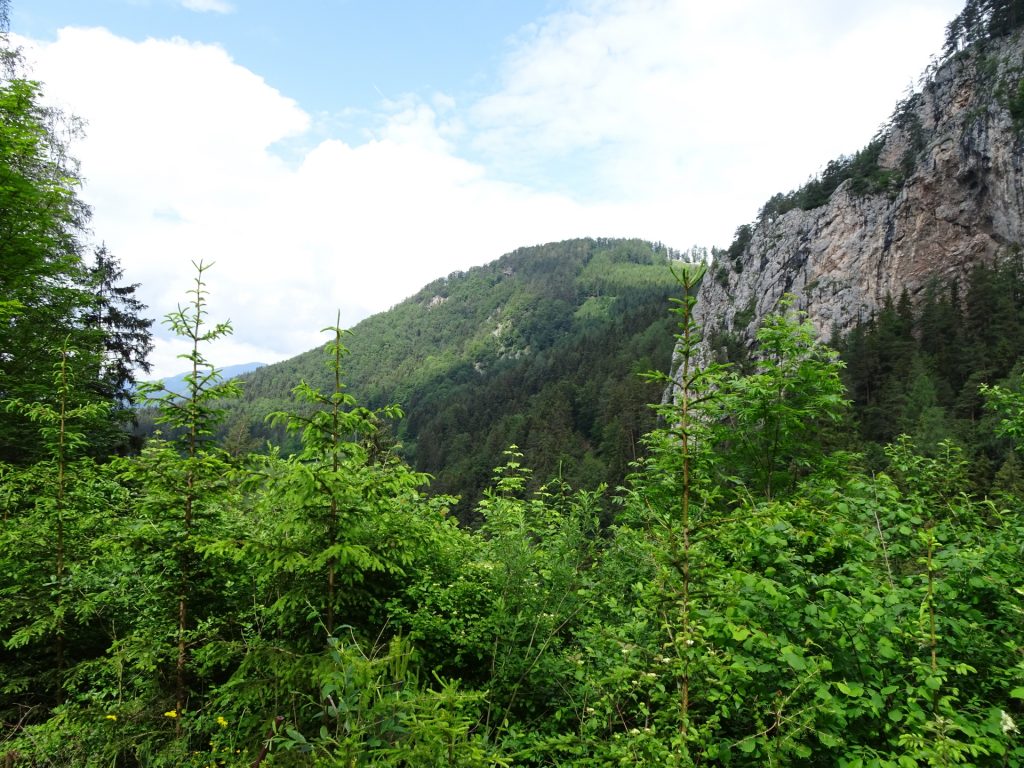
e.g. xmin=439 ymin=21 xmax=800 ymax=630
xmin=5 ymin=258 xmax=1024 ymax=766
xmin=839 ymin=256 xmax=1024 ymax=489
xmin=184 ymin=238 xmax=685 ymax=520
xmin=5 ymin=0 xmax=1024 ymax=764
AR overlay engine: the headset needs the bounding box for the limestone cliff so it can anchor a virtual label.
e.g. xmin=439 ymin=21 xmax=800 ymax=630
xmin=697 ymin=27 xmax=1024 ymax=353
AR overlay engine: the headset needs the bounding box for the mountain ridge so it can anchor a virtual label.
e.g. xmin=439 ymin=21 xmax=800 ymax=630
xmin=226 ymin=238 xmax=688 ymax=516
xmin=143 ymin=361 xmax=266 ymax=397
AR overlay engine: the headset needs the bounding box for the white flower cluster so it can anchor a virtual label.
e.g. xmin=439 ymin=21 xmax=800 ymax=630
xmin=1002 ymin=710 xmax=1019 ymax=735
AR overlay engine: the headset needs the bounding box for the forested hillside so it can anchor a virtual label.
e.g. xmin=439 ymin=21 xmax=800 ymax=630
xmin=838 ymin=256 xmax=1024 ymax=485
xmin=204 ymin=238 xmax=684 ymax=518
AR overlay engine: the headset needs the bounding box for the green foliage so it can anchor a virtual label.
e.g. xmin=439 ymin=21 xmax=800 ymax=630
xmin=945 ymin=0 xmax=1024 ymax=56
xmin=273 ymin=634 xmax=505 ymax=767
xmin=6 ymin=254 xmax=1024 ymax=766
xmin=0 ymin=76 xmax=94 ymax=463
xmin=81 ymin=245 xmax=154 ymax=453
xmin=92 ymin=261 xmax=244 ymax=751
xmin=725 ymin=224 xmax=752 ymax=271
xmin=837 ymin=257 xmax=1024 ymax=487
xmin=0 ymin=341 xmax=132 ymax=754
xmin=501 ymin=281 xmax=1024 ymax=765
xmin=219 ymin=238 xmax=683 ymax=520
xmin=983 ymin=376 xmax=1024 ymax=444
xmin=389 ymin=448 xmax=604 ymax=744
xmin=755 ymin=138 xmax=898 ymax=225
xmin=715 ymin=299 xmax=850 ymax=499
xmin=238 ymin=316 xmax=431 ymax=640
xmin=0 ymin=69 xmax=152 ymax=463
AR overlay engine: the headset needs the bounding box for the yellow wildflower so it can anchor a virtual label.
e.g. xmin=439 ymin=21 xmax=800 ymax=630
xmin=104 ymin=714 xmax=117 ymax=722
xmin=164 ymin=710 xmax=178 ymax=718
xmin=216 ymin=716 xmax=228 ymax=728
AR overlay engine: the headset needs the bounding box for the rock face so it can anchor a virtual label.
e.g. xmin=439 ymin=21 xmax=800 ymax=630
xmin=697 ymin=29 xmax=1024 ymax=353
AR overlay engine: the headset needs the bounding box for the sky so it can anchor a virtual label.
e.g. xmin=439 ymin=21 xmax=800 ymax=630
xmin=12 ymin=0 xmax=965 ymax=379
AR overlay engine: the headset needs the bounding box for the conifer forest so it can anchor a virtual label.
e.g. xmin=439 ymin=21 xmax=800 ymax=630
xmin=4 ymin=1 xmax=1024 ymax=766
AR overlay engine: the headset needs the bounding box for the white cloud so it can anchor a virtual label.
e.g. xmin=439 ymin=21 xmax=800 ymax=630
xmin=18 ymin=27 xmax=607 ymax=378
xmin=180 ymin=0 xmax=234 ymax=14
xmin=471 ymin=0 xmax=962 ymax=241
xmin=17 ymin=0 xmax=965 ymax=377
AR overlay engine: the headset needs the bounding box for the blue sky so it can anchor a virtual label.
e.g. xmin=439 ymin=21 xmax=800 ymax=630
xmin=15 ymin=1 xmax=554 ymax=123
xmin=14 ymin=0 xmax=965 ymax=376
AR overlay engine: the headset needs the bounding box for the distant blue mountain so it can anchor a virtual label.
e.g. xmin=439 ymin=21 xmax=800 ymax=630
xmin=143 ymin=362 xmax=266 ymax=398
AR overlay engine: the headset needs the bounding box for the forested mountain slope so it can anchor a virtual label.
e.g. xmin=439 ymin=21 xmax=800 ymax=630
xmin=223 ymin=238 xmax=685 ymax=515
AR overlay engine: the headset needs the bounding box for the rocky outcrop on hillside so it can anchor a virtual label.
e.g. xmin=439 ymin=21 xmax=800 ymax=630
xmin=698 ymin=28 xmax=1024 ymax=352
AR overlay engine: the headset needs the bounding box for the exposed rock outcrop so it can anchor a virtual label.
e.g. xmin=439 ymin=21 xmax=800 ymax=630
xmin=697 ymin=29 xmax=1024 ymax=353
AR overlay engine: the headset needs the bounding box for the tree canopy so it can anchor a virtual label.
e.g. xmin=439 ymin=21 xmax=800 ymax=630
xmin=0 ymin=49 xmax=151 ymax=462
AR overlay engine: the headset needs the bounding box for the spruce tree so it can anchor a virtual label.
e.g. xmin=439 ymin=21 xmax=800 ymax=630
xmin=80 ymin=245 xmax=154 ymax=455
xmin=122 ymin=261 xmax=241 ymax=727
